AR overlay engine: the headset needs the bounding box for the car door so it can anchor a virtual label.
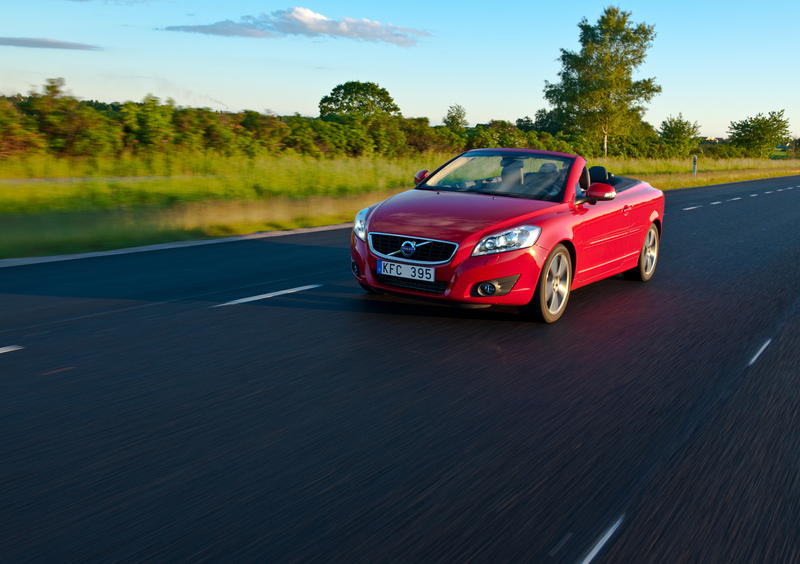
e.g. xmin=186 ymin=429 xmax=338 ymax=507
xmin=621 ymin=185 xmax=657 ymax=265
xmin=573 ymin=190 xmax=634 ymax=283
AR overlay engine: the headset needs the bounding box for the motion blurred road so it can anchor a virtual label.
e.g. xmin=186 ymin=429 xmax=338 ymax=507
xmin=1 ymin=176 xmax=799 ymax=563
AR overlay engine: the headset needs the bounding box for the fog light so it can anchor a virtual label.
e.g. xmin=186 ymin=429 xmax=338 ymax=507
xmin=471 ymin=275 xmax=521 ymax=298
xmin=479 ymin=282 xmax=497 ymax=296
xmin=351 ymin=259 xmax=360 ymax=277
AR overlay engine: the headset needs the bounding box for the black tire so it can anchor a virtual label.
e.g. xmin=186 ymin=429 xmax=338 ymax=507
xmin=359 ymin=282 xmax=378 ymax=294
xmin=519 ymin=244 xmax=572 ymax=323
xmin=623 ymin=223 xmax=659 ymax=281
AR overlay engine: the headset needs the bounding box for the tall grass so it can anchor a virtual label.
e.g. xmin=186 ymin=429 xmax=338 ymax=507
xmin=0 ymin=154 xmax=441 ymax=213
xmin=3 ymin=153 xmax=797 ymax=180
xmin=1 ymin=153 xmax=799 ymax=214
xmin=0 ymin=153 xmax=442 ymax=181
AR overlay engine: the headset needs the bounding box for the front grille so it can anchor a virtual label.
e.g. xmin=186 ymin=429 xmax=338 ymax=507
xmin=369 ymin=233 xmax=457 ymax=264
xmin=375 ymin=273 xmax=449 ymax=294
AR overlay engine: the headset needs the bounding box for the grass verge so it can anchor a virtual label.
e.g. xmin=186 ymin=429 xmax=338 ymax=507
xmin=0 ymin=189 xmax=407 ymax=259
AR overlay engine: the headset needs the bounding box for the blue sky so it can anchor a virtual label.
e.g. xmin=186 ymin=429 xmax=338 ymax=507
xmin=2 ymin=0 xmax=798 ymax=137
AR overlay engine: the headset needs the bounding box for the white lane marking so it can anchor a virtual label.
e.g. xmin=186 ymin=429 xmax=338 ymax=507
xmin=212 ymin=284 xmax=322 ymax=307
xmin=0 ymin=345 xmax=24 ymax=354
xmin=710 ymin=201 xmax=722 ymax=205
xmin=765 ymin=191 xmax=773 ymax=194
xmin=750 ymin=194 xmax=758 ymax=197
xmin=777 ymin=189 xmax=784 ymax=192
xmin=748 ymin=339 xmax=772 ymax=366
xmin=683 ymin=206 xmax=701 ymax=210
xmin=728 ymin=197 xmax=741 ymax=201
xmin=578 ymin=515 xmax=625 ymax=564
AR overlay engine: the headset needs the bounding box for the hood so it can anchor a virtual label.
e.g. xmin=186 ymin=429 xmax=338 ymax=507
xmin=367 ymin=189 xmax=557 ymax=243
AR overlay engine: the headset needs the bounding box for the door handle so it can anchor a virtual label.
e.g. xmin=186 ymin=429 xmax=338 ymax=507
xmin=622 ymin=205 xmax=632 ymax=216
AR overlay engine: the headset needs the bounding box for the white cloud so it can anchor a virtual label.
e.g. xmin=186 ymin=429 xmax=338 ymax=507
xmin=0 ymin=37 xmax=100 ymax=50
xmin=164 ymin=7 xmax=431 ymax=47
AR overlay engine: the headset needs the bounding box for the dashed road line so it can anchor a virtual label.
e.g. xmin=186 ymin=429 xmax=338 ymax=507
xmin=212 ymin=284 xmax=323 ymax=307
xmin=0 ymin=345 xmax=24 ymax=354
xmin=683 ymin=186 xmax=797 ymax=210
xmin=578 ymin=515 xmax=625 ymax=564
xmin=748 ymin=339 xmax=772 ymax=366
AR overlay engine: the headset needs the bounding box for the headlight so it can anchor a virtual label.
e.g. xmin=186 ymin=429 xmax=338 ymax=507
xmin=471 ymin=225 xmax=541 ymax=256
xmin=353 ymin=207 xmax=369 ymax=241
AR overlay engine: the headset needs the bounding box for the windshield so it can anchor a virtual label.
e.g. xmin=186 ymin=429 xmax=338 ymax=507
xmin=420 ymin=151 xmax=573 ymax=202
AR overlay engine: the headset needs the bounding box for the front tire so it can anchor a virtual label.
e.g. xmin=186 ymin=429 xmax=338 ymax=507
xmin=519 ymin=244 xmax=572 ymax=323
xmin=623 ymin=223 xmax=659 ymax=281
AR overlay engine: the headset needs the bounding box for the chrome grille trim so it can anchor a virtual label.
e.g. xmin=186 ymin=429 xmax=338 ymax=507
xmin=368 ymin=232 xmax=459 ymax=265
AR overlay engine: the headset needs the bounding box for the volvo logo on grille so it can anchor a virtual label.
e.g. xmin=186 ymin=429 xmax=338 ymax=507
xmin=400 ymin=240 xmax=417 ymax=257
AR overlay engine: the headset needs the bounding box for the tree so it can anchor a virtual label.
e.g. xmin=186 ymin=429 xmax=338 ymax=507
xmin=728 ymin=110 xmax=791 ymax=158
xmin=544 ymin=7 xmax=661 ymax=156
xmin=658 ymin=114 xmax=701 ymax=158
xmin=533 ymin=109 xmax=563 ymax=136
xmin=319 ymin=81 xmax=400 ymax=117
xmin=613 ymin=120 xmax=659 ymax=158
xmin=515 ymin=116 xmax=535 ymax=132
xmin=443 ymin=104 xmax=468 ymax=134
xmin=0 ymin=99 xmax=46 ymax=157
xmin=790 ymin=138 xmax=800 ymax=159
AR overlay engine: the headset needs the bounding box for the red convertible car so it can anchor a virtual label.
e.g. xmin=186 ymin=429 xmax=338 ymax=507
xmin=350 ymin=149 xmax=664 ymax=322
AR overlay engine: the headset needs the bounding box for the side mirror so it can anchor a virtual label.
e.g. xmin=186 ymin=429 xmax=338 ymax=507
xmin=586 ymin=182 xmax=616 ymax=200
xmin=414 ymin=169 xmax=429 ymax=185
xmin=577 ymin=182 xmax=616 ymax=205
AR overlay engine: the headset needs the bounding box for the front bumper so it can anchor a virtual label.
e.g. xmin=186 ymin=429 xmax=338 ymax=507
xmin=350 ymin=231 xmax=546 ymax=306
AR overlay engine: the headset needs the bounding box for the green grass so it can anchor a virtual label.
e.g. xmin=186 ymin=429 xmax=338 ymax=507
xmin=590 ymin=156 xmax=800 ymax=175
xmin=1 ymin=153 xmax=799 ymax=259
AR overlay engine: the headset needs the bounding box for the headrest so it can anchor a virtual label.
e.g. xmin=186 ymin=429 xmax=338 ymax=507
xmin=589 ymin=166 xmax=608 ymax=183
xmin=500 ymin=158 xmax=525 ymax=169
xmin=539 ymin=162 xmax=558 ymax=175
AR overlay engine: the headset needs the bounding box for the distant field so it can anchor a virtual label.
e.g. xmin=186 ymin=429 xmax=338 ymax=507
xmin=1 ymin=154 xmax=798 ymax=258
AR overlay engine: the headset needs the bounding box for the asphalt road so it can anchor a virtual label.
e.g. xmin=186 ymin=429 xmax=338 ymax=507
xmin=1 ymin=175 xmax=799 ymax=563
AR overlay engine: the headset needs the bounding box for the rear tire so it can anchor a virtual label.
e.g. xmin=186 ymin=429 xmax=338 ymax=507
xmin=519 ymin=244 xmax=572 ymax=323
xmin=623 ymin=223 xmax=659 ymax=281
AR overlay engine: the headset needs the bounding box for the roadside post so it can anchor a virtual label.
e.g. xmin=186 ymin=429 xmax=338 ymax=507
xmin=692 ymin=155 xmax=697 ymax=180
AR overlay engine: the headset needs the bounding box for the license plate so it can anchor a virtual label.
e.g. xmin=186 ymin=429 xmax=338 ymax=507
xmin=377 ymin=260 xmax=435 ymax=282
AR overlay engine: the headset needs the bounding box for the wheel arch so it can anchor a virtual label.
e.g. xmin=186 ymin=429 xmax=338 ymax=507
xmin=556 ymin=239 xmax=577 ymax=279
xmin=653 ymin=217 xmax=662 ymax=237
